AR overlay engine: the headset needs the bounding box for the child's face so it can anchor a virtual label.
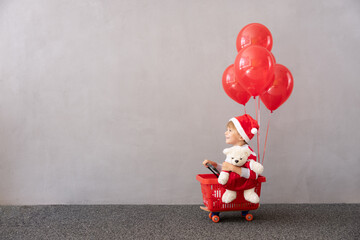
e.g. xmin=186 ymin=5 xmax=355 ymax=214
xmin=225 ymin=126 xmax=244 ymax=145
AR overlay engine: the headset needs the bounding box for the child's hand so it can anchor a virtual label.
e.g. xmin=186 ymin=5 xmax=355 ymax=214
xmin=221 ymin=162 xmax=233 ymax=171
xmin=222 ymin=162 xmax=242 ymax=176
xmin=203 ymin=160 xmax=217 ymax=168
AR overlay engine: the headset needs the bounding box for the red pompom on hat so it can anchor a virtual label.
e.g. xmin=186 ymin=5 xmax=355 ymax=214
xmin=229 ymin=114 xmax=259 ymax=143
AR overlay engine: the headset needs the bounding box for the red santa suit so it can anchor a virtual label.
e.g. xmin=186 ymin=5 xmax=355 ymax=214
xmin=223 ymin=161 xmax=258 ymax=191
xmin=221 ymin=145 xmax=259 ymax=191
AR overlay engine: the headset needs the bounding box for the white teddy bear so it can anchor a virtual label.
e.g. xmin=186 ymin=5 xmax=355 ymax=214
xmin=218 ymin=146 xmax=264 ymax=204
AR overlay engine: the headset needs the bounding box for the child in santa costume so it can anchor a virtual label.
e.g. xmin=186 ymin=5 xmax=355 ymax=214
xmin=203 ymin=114 xmax=261 ymax=202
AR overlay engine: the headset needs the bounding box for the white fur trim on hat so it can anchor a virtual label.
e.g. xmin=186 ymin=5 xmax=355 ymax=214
xmin=230 ymin=117 xmax=250 ymax=143
xmin=251 ymin=128 xmax=257 ymax=134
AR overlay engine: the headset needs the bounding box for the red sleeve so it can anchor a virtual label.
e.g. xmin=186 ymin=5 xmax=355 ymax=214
xmin=248 ymin=168 xmax=258 ymax=180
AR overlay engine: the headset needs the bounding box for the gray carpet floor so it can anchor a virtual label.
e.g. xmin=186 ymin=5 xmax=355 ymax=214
xmin=0 ymin=204 xmax=359 ymax=239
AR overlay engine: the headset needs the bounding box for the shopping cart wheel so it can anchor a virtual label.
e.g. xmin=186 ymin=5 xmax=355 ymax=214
xmin=208 ymin=212 xmax=212 ymax=219
xmin=211 ymin=215 xmax=220 ymax=223
xmin=245 ymin=213 xmax=253 ymax=221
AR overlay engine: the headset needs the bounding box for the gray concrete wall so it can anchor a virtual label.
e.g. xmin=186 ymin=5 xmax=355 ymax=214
xmin=0 ymin=0 xmax=359 ymax=204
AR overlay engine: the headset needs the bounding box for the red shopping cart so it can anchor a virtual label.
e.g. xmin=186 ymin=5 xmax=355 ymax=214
xmin=196 ymin=172 xmax=266 ymax=223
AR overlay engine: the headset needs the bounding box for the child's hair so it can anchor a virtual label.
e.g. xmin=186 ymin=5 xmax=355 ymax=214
xmin=227 ymin=121 xmax=248 ymax=144
xmin=226 ymin=121 xmax=236 ymax=130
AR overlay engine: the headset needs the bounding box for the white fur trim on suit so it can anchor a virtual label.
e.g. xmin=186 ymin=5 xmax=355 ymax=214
xmin=240 ymin=168 xmax=250 ymax=179
xmin=230 ymin=118 xmax=250 ymax=143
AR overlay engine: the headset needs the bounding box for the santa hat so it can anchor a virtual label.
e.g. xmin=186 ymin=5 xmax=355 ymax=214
xmin=229 ymin=114 xmax=259 ymax=143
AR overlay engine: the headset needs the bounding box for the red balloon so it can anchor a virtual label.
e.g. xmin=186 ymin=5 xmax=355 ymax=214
xmin=234 ymin=45 xmax=275 ymax=97
xmin=270 ymin=52 xmax=276 ymax=63
xmin=260 ymin=64 xmax=294 ymax=112
xmin=236 ymin=23 xmax=273 ymax=52
xmin=222 ymin=64 xmax=251 ymax=105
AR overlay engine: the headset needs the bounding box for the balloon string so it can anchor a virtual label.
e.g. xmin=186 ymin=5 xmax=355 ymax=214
xmin=262 ymin=114 xmax=271 ymax=165
xmin=255 ymin=97 xmax=260 ymax=163
xmin=257 ymin=97 xmax=261 ymax=163
xmin=244 ymin=106 xmax=247 ymax=114
xmin=258 ymin=97 xmax=261 ymax=127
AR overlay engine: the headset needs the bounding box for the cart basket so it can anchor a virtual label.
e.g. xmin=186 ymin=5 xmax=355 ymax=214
xmin=196 ymin=174 xmax=266 ymax=212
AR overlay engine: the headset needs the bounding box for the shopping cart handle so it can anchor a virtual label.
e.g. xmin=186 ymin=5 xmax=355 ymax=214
xmin=206 ymin=163 xmax=220 ymax=178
